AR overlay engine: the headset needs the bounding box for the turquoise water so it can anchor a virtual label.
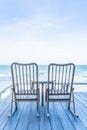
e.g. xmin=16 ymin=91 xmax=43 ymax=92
xmin=0 ymin=65 xmax=11 ymax=82
xmin=0 ymin=65 xmax=87 ymax=83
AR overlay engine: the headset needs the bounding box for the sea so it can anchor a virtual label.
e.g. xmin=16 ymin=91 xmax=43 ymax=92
xmin=0 ymin=65 xmax=87 ymax=92
xmin=0 ymin=64 xmax=87 ymax=83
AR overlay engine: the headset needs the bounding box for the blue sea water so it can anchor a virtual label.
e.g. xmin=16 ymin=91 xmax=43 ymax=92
xmin=0 ymin=65 xmax=87 ymax=83
xmin=39 ymin=65 xmax=87 ymax=83
xmin=0 ymin=65 xmax=11 ymax=82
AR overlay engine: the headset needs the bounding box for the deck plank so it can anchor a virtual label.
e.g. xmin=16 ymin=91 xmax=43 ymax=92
xmin=0 ymin=96 xmax=11 ymax=130
xmin=16 ymin=103 xmax=33 ymax=130
xmin=61 ymin=103 xmax=86 ymax=130
xmin=4 ymin=102 xmax=25 ymax=130
xmin=39 ymin=106 xmax=45 ymax=130
xmin=44 ymin=105 xmax=51 ymax=130
xmin=0 ymin=92 xmax=87 ymax=130
xmin=39 ymin=105 xmax=51 ymax=130
xmin=54 ymin=102 xmax=75 ymax=130
xmin=49 ymin=103 xmax=63 ymax=130
xmin=27 ymin=103 xmax=39 ymax=130
xmin=75 ymin=93 xmax=87 ymax=127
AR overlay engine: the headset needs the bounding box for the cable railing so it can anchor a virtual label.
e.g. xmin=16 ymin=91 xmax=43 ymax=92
xmin=0 ymin=82 xmax=12 ymax=100
xmin=73 ymin=82 xmax=87 ymax=85
xmin=0 ymin=81 xmax=87 ymax=100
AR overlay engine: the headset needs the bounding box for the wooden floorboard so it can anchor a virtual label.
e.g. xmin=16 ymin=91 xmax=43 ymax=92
xmin=0 ymin=92 xmax=87 ymax=130
xmin=61 ymin=103 xmax=86 ymax=130
xmin=4 ymin=103 xmax=25 ymax=130
xmin=54 ymin=102 xmax=75 ymax=130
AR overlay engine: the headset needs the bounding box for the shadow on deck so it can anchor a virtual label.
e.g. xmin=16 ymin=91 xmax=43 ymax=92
xmin=0 ymin=92 xmax=87 ymax=130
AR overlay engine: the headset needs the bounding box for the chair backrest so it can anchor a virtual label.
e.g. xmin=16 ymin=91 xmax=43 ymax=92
xmin=11 ymin=63 xmax=38 ymax=95
xmin=48 ymin=63 xmax=75 ymax=95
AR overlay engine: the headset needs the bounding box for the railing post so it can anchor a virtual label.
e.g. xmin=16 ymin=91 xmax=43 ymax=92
xmin=42 ymin=82 xmax=44 ymax=106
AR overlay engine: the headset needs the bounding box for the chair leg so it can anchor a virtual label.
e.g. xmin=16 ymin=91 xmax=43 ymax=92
xmin=45 ymin=89 xmax=47 ymax=106
xmin=11 ymin=93 xmax=13 ymax=115
xmin=47 ymin=102 xmax=49 ymax=117
xmin=15 ymin=100 xmax=17 ymax=111
xmin=13 ymin=90 xmax=17 ymax=111
xmin=46 ymin=89 xmax=49 ymax=117
xmin=11 ymin=91 xmax=17 ymax=115
xmin=37 ymin=89 xmax=39 ymax=117
xmin=8 ymin=91 xmax=17 ymax=117
xmin=68 ymin=90 xmax=78 ymax=117
xmin=37 ymin=101 xmax=39 ymax=117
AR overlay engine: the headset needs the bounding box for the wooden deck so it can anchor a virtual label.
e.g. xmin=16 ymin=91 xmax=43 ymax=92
xmin=0 ymin=92 xmax=87 ymax=130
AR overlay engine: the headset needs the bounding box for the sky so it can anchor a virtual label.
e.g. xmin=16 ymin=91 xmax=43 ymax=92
xmin=0 ymin=0 xmax=87 ymax=65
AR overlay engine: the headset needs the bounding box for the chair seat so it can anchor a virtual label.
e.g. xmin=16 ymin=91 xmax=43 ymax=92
xmin=48 ymin=89 xmax=70 ymax=95
xmin=15 ymin=89 xmax=38 ymax=94
xmin=48 ymin=95 xmax=70 ymax=100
